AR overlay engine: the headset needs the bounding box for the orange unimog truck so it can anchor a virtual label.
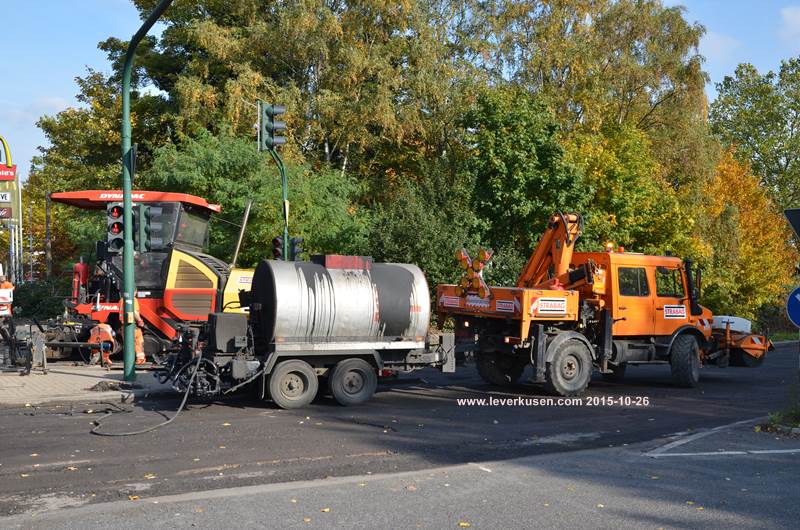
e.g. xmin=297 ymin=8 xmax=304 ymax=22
xmin=436 ymin=213 xmax=772 ymax=396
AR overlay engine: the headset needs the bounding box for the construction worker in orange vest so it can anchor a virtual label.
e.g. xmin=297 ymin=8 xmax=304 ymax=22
xmin=0 ymin=275 xmax=14 ymax=317
xmin=88 ymin=323 xmax=116 ymax=367
xmin=119 ymin=295 xmax=146 ymax=365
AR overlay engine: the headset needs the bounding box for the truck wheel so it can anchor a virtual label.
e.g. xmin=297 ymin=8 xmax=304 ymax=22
xmin=328 ymin=358 xmax=378 ymax=406
xmin=475 ymin=353 xmax=525 ymax=386
xmin=670 ymin=334 xmax=700 ymax=387
xmin=602 ymin=364 xmax=626 ymax=382
xmin=544 ymin=340 xmax=592 ymax=396
xmin=267 ymin=360 xmax=319 ymax=409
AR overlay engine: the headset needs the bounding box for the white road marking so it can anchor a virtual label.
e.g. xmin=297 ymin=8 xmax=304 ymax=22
xmin=651 ymin=448 xmax=800 ymax=457
xmin=643 ymin=416 xmax=800 ymax=458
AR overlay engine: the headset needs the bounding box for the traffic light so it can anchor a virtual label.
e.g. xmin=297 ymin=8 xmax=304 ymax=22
xmin=259 ymin=101 xmax=286 ymax=151
xmin=107 ymin=202 xmax=124 ymax=254
xmin=272 ymin=236 xmax=284 ymax=260
xmin=290 ymin=237 xmax=304 ymax=261
xmin=134 ymin=204 xmax=165 ymax=252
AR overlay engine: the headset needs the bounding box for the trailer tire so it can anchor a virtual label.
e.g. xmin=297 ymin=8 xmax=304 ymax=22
xmin=475 ymin=353 xmax=525 ymax=386
xmin=267 ymin=359 xmax=319 ymax=409
xmin=329 ymin=358 xmax=378 ymax=406
xmin=544 ymin=339 xmax=592 ymax=396
xmin=670 ymin=334 xmax=700 ymax=387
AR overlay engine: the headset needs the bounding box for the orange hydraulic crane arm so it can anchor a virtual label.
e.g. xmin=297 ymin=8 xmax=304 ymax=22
xmin=516 ymin=212 xmax=582 ymax=289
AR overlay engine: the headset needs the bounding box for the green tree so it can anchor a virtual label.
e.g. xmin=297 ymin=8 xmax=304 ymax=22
xmin=710 ymin=60 xmax=800 ymax=208
xmin=566 ymin=125 xmax=693 ymax=255
xmin=141 ymin=131 xmax=370 ymax=267
xmin=462 ymin=88 xmax=584 ymax=255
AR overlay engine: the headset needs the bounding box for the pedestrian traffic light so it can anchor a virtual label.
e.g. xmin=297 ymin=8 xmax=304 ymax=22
xmin=272 ymin=236 xmax=284 ymax=260
xmin=134 ymin=204 xmax=165 ymax=252
xmin=290 ymin=237 xmax=304 ymax=261
xmin=107 ymin=202 xmax=124 ymax=254
xmin=259 ymin=101 xmax=286 ymax=151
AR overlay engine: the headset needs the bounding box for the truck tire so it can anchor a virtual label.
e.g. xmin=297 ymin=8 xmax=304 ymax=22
xmin=267 ymin=359 xmax=319 ymax=409
xmin=601 ymin=363 xmax=626 ymax=382
xmin=670 ymin=334 xmax=700 ymax=387
xmin=544 ymin=339 xmax=592 ymax=396
xmin=475 ymin=353 xmax=525 ymax=386
xmin=328 ymin=358 xmax=378 ymax=406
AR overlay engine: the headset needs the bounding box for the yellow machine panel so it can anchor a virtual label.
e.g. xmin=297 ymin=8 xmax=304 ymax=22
xmin=223 ymin=268 xmax=254 ymax=314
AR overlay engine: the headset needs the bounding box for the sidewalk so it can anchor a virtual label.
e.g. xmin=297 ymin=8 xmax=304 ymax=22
xmin=0 ymin=365 xmax=176 ymax=406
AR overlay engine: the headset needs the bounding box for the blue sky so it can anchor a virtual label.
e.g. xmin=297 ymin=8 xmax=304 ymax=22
xmin=1 ymin=0 xmax=800 ymax=182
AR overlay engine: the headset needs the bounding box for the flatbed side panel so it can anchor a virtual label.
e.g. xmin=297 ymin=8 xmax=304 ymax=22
xmin=436 ymin=285 xmax=579 ymax=339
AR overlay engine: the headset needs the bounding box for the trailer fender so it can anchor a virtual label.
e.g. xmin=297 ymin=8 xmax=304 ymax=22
xmin=655 ymin=326 xmax=707 ymax=357
xmin=544 ymin=331 xmax=595 ymax=364
xmin=261 ymin=351 xmax=384 ymax=375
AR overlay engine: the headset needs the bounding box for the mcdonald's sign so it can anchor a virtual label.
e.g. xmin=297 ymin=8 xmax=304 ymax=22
xmin=0 ymin=136 xmax=15 ymax=181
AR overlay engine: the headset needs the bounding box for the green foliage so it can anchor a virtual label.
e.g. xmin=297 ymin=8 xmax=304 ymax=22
xmin=22 ymin=0 xmax=794 ymax=326
xmin=369 ymin=157 xmax=478 ymax=289
xmin=141 ymin=132 xmax=370 ymax=267
xmin=710 ymin=60 xmax=800 ymax=209
xmin=566 ymin=126 xmax=691 ymax=254
xmin=462 ymin=88 xmax=585 ymax=255
xmin=12 ymin=278 xmax=71 ymax=320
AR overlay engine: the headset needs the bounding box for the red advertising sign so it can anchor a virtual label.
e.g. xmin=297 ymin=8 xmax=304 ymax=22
xmin=0 ymin=207 xmax=12 ymax=219
xmin=0 ymin=165 xmax=15 ymax=181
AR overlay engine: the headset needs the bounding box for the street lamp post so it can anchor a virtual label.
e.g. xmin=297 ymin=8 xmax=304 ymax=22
xmin=120 ymin=0 xmax=174 ymax=381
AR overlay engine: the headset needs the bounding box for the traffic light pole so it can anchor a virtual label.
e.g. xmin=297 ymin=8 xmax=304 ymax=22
xmin=268 ymin=149 xmax=289 ymax=260
xmin=120 ymin=0 xmax=173 ymax=381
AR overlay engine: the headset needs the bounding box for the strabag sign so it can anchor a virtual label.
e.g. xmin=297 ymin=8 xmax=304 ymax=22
xmin=530 ymin=297 xmax=567 ymax=316
xmin=663 ymin=305 xmax=687 ymax=319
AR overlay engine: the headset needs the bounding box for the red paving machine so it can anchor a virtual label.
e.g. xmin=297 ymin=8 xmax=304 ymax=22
xmin=37 ymin=190 xmax=253 ymax=363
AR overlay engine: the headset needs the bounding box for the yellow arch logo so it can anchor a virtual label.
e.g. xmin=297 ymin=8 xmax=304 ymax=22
xmin=0 ymin=135 xmax=17 ymax=181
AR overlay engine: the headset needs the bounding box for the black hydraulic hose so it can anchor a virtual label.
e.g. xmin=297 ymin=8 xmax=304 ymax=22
xmin=90 ymin=355 xmax=201 ymax=436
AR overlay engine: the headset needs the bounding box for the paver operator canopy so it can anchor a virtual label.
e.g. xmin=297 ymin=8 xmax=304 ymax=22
xmin=42 ymin=190 xmax=252 ymax=363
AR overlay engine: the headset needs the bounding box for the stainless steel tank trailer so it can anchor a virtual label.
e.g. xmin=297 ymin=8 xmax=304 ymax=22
xmin=159 ymin=255 xmax=455 ymax=408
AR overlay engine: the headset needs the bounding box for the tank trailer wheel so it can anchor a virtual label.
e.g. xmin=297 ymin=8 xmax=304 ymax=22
xmin=268 ymin=360 xmax=319 ymax=409
xmin=475 ymin=352 xmax=525 ymax=386
xmin=544 ymin=339 xmax=592 ymax=397
xmin=602 ymin=363 xmax=626 ymax=383
xmin=670 ymin=334 xmax=700 ymax=387
xmin=328 ymin=358 xmax=378 ymax=406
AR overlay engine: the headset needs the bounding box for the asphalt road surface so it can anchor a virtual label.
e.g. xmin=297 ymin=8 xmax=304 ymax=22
xmin=0 ymin=343 xmax=797 ymax=523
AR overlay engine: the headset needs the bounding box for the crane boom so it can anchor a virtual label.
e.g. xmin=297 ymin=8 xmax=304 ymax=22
xmin=516 ymin=212 xmax=582 ymax=289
